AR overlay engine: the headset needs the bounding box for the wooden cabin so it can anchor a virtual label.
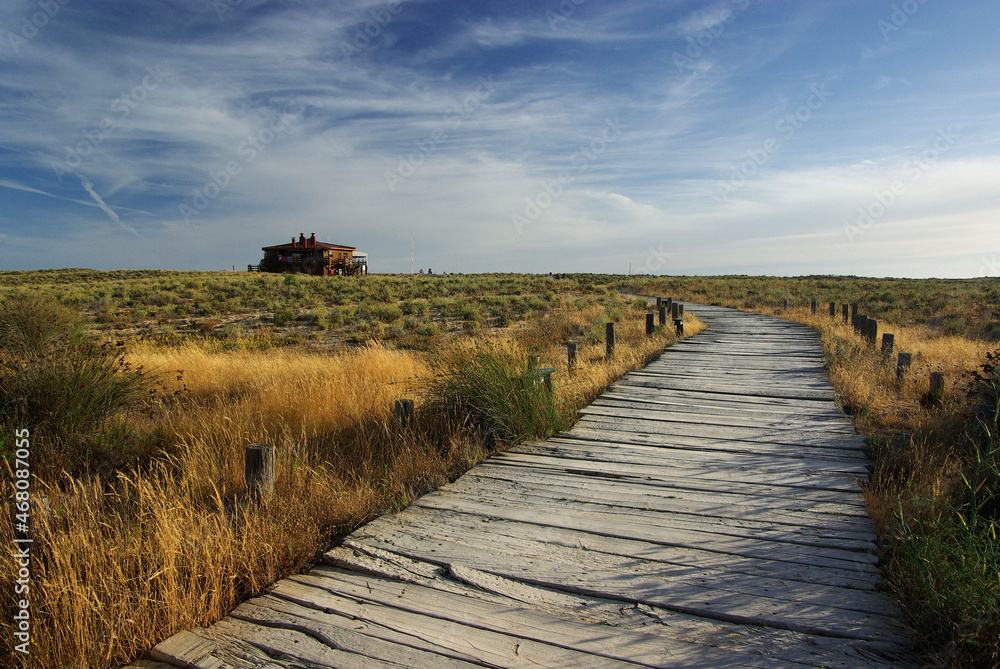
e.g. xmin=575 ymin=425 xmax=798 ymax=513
xmin=250 ymin=233 xmax=368 ymax=276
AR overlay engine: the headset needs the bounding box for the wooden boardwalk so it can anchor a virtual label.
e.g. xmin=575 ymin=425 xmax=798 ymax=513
xmin=142 ymin=304 xmax=913 ymax=668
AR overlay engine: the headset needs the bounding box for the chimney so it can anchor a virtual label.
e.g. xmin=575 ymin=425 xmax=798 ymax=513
xmin=291 ymin=236 xmax=296 ymax=247
xmin=299 ymin=233 xmax=306 ymax=246
xmin=309 ymin=233 xmax=316 ymax=246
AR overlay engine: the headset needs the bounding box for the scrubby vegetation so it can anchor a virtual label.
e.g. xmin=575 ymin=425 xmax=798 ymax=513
xmin=3 ymin=268 xmax=999 ymax=667
xmin=0 ymin=271 xmax=697 ymax=669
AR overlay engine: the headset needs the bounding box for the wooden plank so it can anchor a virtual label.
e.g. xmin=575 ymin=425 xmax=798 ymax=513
xmin=277 ymin=570 xmax=778 ymax=668
xmin=346 ymin=507 xmax=880 ymax=590
xmin=409 ymin=494 xmax=882 ymax=571
xmin=324 ymin=544 xmax=906 ymax=669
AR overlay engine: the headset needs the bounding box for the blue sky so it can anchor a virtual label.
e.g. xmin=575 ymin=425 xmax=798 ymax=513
xmin=0 ymin=0 xmax=997 ymax=277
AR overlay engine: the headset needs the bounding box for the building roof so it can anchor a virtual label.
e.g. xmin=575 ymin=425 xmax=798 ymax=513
xmin=262 ymin=241 xmax=356 ymax=252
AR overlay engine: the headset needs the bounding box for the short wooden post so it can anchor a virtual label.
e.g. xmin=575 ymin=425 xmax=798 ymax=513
xmin=783 ymin=298 xmax=788 ymax=311
xmin=896 ymin=352 xmax=912 ymax=385
xmin=656 ymin=296 xmax=662 ymax=310
xmin=671 ymin=302 xmax=679 ymax=319
xmin=393 ymin=399 xmax=414 ymax=430
xmin=646 ymin=312 xmax=655 ymax=335
xmin=929 ymin=372 xmax=945 ymax=405
xmin=674 ymin=318 xmax=684 ymax=335
xmin=811 ymin=299 xmax=817 ymax=315
xmin=842 ymin=303 xmax=849 ymax=324
xmin=881 ymin=333 xmax=895 ymax=358
xmin=658 ymin=305 xmax=667 ymax=325
xmin=606 ymin=322 xmax=615 ymax=358
xmin=566 ymin=342 xmax=577 ymax=368
xmin=851 ymin=302 xmax=859 ymax=319
xmin=867 ymin=319 xmax=878 ymax=345
xmin=245 ymin=443 xmax=275 ymax=501
xmin=829 ymin=301 xmax=836 ymax=317
xmin=678 ymin=303 xmax=684 ymax=317
xmin=665 ymin=297 xmax=673 ymax=314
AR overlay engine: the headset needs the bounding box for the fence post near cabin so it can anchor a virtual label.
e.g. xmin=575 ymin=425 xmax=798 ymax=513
xmin=830 ymin=301 xmax=836 ymax=318
xmin=811 ymin=299 xmax=817 ymax=315
xmin=929 ymin=372 xmax=945 ymax=406
xmin=245 ymin=443 xmax=275 ymax=502
xmin=671 ymin=302 xmax=679 ymax=319
xmin=882 ymin=333 xmax=895 ymax=358
xmin=658 ymin=305 xmax=667 ymax=326
xmin=646 ymin=313 xmax=655 ymax=335
xmin=606 ymin=322 xmax=616 ymax=358
xmin=842 ymin=303 xmax=849 ymax=324
xmin=897 ymin=352 xmax=912 ymax=386
xmin=393 ymin=399 xmax=414 ymax=430
xmin=566 ymin=342 xmax=577 ymax=369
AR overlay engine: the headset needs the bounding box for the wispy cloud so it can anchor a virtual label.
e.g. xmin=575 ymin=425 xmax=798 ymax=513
xmin=76 ymin=173 xmax=138 ymax=236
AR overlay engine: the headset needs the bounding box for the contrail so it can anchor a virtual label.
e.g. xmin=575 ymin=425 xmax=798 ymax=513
xmin=76 ymin=173 xmax=139 ymax=236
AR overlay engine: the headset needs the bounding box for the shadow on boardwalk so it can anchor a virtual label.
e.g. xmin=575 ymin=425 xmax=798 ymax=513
xmin=136 ymin=304 xmax=913 ymax=668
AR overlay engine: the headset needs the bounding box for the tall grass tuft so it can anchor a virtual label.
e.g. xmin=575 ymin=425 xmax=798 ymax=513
xmin=0 ymin=297 xmax=149 ymax=475
xmin=429 ymin=339 xmax=565 ymax=447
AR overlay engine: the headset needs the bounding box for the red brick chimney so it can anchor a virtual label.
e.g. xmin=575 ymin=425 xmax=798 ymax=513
xmin=309 ymin=233 xmax=316 ymax=246
xmin=299 ymin=233 xmax=306 ymax=246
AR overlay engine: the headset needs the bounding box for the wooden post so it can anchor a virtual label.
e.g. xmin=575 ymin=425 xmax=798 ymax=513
xmin=783 ymin=298 xmax=788 ymax=311
xmin=605 ymin=322 xmax=615 ymax=358
xmin=674 ymin=318 xmax=684 ymax=335
xmin=811 ymin=299 xmax=817 ymax=315
xmin=842 ymin=303 xmax=849 ymax=324
xmin=897 ymin=352 xmax=912 ymax=385
xmin=829 ymin=301 xmax=836 ymax=317
xmin=656 ymin=296 xmax=662 ymax=310
xmin=867 ymin=318 xmax=878 ymax=345
xmin=929 ymin=372 xmax=945 ymax=406
xmin=646 ymin=312 xmax=655 ymax=335
xmin=665 ymin=297 xmax=673 ymax=314
xmin=678 ymin=303 xmax=684 ymax=317
xmin=671 ymin=302 xmax=679 ymax=319
xmin=566 ymin=342 xmax=577 ymax=368
xmin=658 ymin=305 xmax=667 ymax=325
xmin=881 ymin=333 xmax=895 ymax=358
xmin=851 ymin=303 xmax=859 ymax=320
xmin=245 ymin=443 xmax=275 ymax=501
xmin=393 ymin=399 xmax=414 ymax=430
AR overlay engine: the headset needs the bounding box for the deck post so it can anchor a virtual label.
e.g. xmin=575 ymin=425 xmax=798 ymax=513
xmin=881 ymin=333 xmax=895 ymax=358
xmin=830 ymin=301 xmax=836 ymax=317
xmin=897 ymin=352 xmax=912 ymax=386
xmin=811 ymin=299 xmax=817 ymax=315
xmin=929 ymin=372 xmax=945 ymax=406
xmin=245 ymin=443 xmax=275 ymax=501
xmin=393 ymin=399 xmax=414 ymax=430
xmin=866 ymin=319 xmax=878 ymax=345
xmin=606 ymin=322 xmax=615 ymax=358
xmin=678 ymin=303 xmax=684 ymax=317
xmin=783 ymin=298 xmax=788 ymax=311
xmin=566 ymin=342 xmax=577 ymax=369
xmin=842 ymin=303 xmax=849 ymax=324
xmin=658 ymin=305 xmax=667 ymax=326
xmin=656 ymin=296 xmax=662 ymax=310
xmin=646 ymin=313 xmax=655 ymax=335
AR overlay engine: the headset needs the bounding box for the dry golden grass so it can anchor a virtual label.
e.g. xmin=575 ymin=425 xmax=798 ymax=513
xmin=778 ymin=306 xmax=992 ymax=536
xmin=2 ymin=301 xmax=701 ymax=669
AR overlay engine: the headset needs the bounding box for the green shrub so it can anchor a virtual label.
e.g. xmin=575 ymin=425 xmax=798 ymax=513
xmin=0 ymin=298 xmax=149 ymax=475
xmin=429 ymin=343 xmax=565 ymax=447
xmin=273 ymin=308 xmax=295 ymax=326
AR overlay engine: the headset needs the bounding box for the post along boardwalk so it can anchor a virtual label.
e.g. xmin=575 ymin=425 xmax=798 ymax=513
xmin=139 ymin=304 xmax=913 ymax=668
